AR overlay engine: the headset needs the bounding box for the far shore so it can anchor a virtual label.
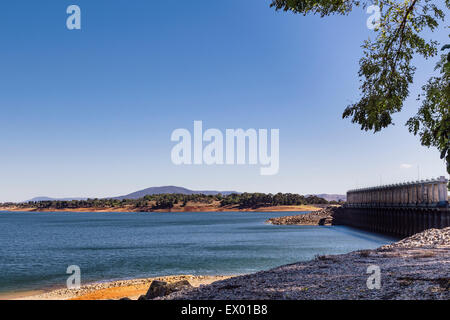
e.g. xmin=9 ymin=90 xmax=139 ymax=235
xmin=0 ymin=204 xmax=322 ymax=213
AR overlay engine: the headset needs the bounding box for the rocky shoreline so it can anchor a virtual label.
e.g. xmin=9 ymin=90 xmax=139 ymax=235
xmin=9 ymin=275 xmax=231 ymax=300
xmin=155 ymin=227 xmax=450 ymax=300
xmin=266 ymin=206 xmax=337 ymax=226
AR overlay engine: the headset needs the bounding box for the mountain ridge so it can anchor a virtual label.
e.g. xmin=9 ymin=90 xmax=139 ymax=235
xmin=27 ymin=197 xmax=88 ymax=202
xmin=112 ymin=186 xmax=239 ymax=200
xmin=24 ymin=186 xmax=239 ymax=202
xmin=24 ymin=188 xmax=345 ymax=202
xmin=309 ymin=194 xmax=346 ymax=202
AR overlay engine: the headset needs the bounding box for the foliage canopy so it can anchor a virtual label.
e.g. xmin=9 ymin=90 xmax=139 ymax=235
xmin=271 ymin=0 xmax=450 ymax=187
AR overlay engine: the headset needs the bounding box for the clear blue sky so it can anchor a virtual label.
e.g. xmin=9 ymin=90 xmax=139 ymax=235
xmin=0 ymin=0 xmax=448 ymax=202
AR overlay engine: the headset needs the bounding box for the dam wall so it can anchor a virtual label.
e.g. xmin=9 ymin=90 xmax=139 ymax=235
xmin=334 ymin=177 xmax=449 ymax=237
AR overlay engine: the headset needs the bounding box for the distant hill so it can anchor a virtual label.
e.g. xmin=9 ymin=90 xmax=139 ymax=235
xmin=22 ymin=187 xmax=238 ymax=203
xmin=26 ymin=197 xmax=88 ymax=202
xmin=25 ymin=189 xmax=341 ymax=203
xmin=310 ymin=194 xmax=346 ymax=202
xmin=112 ymin=186 xmax=239 ymax=200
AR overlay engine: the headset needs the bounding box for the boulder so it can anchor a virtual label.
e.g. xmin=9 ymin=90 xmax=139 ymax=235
xmin=169 ymin=280 xmax=192 ymax=291
xmin=145 ymin=280 xmax=168 ymax=299
xmin=318 ymin=216 xmax=334 ymax=226
xmin=145 ymin=280 xmax=193 ymax=299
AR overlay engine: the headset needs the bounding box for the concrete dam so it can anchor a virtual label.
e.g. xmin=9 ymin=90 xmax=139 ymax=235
xmin=334 ymin=176 xmax=450 ymax=237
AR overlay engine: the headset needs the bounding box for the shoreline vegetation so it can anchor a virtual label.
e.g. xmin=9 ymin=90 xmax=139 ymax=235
xmin=0 ymin=192 xmax=336 ymax=213
xmin=7 ymin=227 xmax=449 ymax=300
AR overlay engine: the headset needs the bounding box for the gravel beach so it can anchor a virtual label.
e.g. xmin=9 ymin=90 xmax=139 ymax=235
xmin=8 ymin=275 xmax=231 ymax=300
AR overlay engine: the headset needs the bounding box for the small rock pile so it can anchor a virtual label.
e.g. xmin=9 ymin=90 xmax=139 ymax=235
xmin=381 ymin=227 xmax=450 ymax=249
xmin=266 ymin=206 xmax=337 ymax=226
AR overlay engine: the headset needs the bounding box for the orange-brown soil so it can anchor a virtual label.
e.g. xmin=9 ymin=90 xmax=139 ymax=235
xmin=0 ymin=202 xmax=321 ymax=213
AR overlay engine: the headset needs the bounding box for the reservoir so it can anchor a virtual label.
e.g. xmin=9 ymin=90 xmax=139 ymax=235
xmin=0 ymin=211 xmax=397 ymax=294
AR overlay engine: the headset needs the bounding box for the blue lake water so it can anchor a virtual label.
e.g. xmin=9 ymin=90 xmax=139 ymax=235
xmin=0 ymin=211 xmax=398 ymax=293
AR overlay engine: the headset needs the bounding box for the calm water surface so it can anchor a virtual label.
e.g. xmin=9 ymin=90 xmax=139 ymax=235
xmin=0 ymin=211 xmax=397 ymax=293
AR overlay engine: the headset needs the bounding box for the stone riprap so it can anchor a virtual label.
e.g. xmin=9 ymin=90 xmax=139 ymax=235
xmin=381 ymin=227 xmax=450 ymax=249
xmin=266 ymin=206 xmax=337 ymax=226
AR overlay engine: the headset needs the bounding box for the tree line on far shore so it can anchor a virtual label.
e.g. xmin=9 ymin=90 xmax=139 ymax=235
xmin=0 ymin=193 xmax=342 ymax=210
